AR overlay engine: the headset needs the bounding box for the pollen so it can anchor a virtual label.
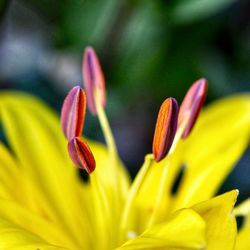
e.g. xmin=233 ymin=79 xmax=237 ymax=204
xmin=178 ymin=78 xmax=208 ymax=139
xmin=152 ymin=97 xmax=179 ymax=162
xmin=83 ymin=46 xmax=106 ymax=115
xmin=68 ymin=137 xmax=96 ymax=173
xmin=61 ymin=86 xmax=86 ymax=141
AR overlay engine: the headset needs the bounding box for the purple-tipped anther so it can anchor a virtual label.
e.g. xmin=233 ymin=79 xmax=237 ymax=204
xmin=178 ymin=78 xmax=208 ymax=139
xmin=61 ymin=86 xmax=86 ymax=141
xmin=68 ymin=137 xmax=96 ymax=173
xmin=82 ymin=47 xmax=106 ymax=115
xmin=152 ymin=97 xmax=179 ymax=162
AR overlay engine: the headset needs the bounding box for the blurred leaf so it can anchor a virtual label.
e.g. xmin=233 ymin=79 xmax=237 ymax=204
xmin=0 ymin=0 xmax=6 ymax=9
xmin=113 ymin=1 xmax=167 ymax=101
xmin=60 ymin=0 xmax=121 ymax=48
xmin=170 ymin=0 xmax=236 ymax=24
xmin=0 ymin=0 xmax=8 ymax=18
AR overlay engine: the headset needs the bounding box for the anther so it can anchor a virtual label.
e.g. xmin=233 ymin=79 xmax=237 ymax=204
xmin=152 ymin=97 xmax=179 ymax=162
xmin=68 ymin=137 xmax=96 ymax=173
xmin=178 ymin=78 xmax=208 ymax=139
xmin=83 ymin=46 xmax=106 ymax=115
xmin=61 ymin=86 xmax=86 ymax=141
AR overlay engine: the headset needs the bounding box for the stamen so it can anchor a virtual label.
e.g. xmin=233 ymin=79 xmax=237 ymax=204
xmin=83 ymin=47 xmax=121 ymax=235
xmin=83 ymin=47 xmax=106 ymax=114
xmin=120 ymin=154 xmax=154 ymax=242
xmin=83 ymin=47 xmax=118 ymax=159
xmin=61 ymin=86 xmax=86 ymax=141
xmin=152 ymin=97 xmax=179 ymax=162
xmin=68 ymin=137 xmax=96 ymax=173
xmin=178 ymin=78 xmax=208 ymax=139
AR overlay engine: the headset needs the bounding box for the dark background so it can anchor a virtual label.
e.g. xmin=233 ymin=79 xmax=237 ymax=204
xmin=0 ymin=0 xmax=249 ymax=201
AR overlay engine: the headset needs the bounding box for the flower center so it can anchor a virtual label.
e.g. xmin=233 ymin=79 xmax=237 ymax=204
xmin=126 ymin=230 xmax=138 ymax=240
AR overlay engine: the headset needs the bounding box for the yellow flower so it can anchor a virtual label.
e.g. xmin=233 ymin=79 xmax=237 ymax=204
xmin=0 ymin=48 xmax=249 ymax=249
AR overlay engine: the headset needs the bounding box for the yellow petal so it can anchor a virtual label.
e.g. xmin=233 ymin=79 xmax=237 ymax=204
xmin=192 ymin=190 xmax=238 ymax=250
xmin=0 ymin=91 xmax=131 ymax=249
xmin=0 ymin=198 xmax=78 ymax=249
xmin=235 ymin=228 xmax=250 ymax=250
xmin=234 ymin=199 xmax=250 ymax=249
xmin=0 ymin=92 xmax=95 ymax=247
xmin=117 ymin=208 xmax=206 ymax=250
xmin=234 ymin=198 xmax=250 ymax=227
xmin=0 ymin=218 xmax=69 ymax=249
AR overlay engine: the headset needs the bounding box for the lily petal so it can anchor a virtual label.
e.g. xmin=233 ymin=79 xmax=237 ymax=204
xmin=0 ymin=91 xmax=130 ymax=249
xmin=235 ymin=228 xmax=250 ymax=250
xmin=192 ymin=190 xmax=238 ymax=250
xmin=0 ymin=92 xmax=93 ymax=247
xmin=0 ymin=218 xmax=68 ymax=250
xmin=234 ymin=199 xmax=250 ymax=249
xmin=117 ymin=208 xmax=206 ymax=250
xmin=0 ymin=198 xmax=77 ymax=249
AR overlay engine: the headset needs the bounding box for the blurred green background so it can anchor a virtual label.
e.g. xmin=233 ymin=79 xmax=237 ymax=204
xmin=0 ymin=0 xmax=249 ymax=200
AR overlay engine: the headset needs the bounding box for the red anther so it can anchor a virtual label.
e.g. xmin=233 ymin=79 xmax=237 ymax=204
xmin=178 ymin=78 xmax=208 ymax=139
xmin=152 ymin=97 xmax=179 ymax=162
xmin=83 ymin=47 xmax=106 ymax=115
xmin=68 ymin=137 xmax=96 ymax=173
xmin=61 ymin=86 xmax=86 ymax=141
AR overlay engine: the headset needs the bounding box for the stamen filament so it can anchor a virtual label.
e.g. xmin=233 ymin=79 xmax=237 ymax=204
xmin=94 ymin=88 xmax=118 ymax=158
xmin=90 ymin=172 xmax=112 ymax=250
xmin=147 ymin=116 xmax=189 ymax=227
xmin=94 ymin=88 xmax=120 ymax=196
xmin=120 ymin=154 xmax=154 ymax=242
xmin=93 ymin=87 xmax=121 ymax=248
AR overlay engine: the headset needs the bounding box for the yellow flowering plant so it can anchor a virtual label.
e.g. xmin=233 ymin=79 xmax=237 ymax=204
xmin=0 ymin=47 xmax=249 ymax=250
